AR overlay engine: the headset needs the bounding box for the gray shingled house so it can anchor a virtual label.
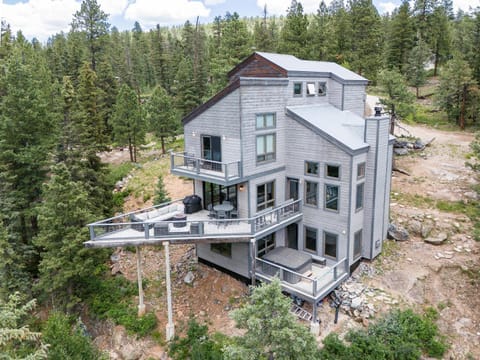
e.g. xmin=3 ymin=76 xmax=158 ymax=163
xmin=86 ymin=52 xmax=394 ymax=332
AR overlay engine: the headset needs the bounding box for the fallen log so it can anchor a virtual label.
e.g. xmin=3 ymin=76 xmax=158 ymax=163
xmin=393 ymin=167 xmax=411 ymax=176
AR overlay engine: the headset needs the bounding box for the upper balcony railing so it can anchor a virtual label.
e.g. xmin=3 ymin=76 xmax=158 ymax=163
xmin=170 ymin=152 xmax=242 ymax=183
xmin=85 ymin=199 xmax=302 ymax=247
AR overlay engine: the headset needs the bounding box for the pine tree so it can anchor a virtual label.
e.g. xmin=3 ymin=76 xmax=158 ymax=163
xmin=71 ymin=0 xmax=109 ymax=71
xmin=253 ymin=5 xmax=273 ymax=52
xmin=0 ymin=45 xmax=59 ymax=295
xmin=147 ymin=86 xmax=179 ymax=154
xmin=436 ymin=57 xmax=479 ymax=128
xmin=174 ymin=57 xmax=201 ymax=116
xmin=349 ymin=0 xmax=382 ymax=80
xmin=279 ymin=0 xmax=310 ymax=59
xmin=0 ymin=293 xmax=48 ymax=358
xmin=406 ymin=39 xmax=430 ymax=98
xmin=154 ymin=175 xmax=171 ymax=205
xmin=385 ymin=0 xmax=415 ymax=72
xmin=224 ymin=278 xmax=319 ymax=359
xmin=308 ymin=1 xmax=330 ymax=60
xmin=34 ymin=163 xmax=106 ymax=308
xmin=110 ymin=84 xmax=145 ymax=162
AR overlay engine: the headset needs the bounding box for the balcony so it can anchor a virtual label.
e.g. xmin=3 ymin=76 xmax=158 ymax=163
xmin=85 ymin=199 xmax=302 ymax=248
xmin=170 ymin=152 xmax=242 ymax=186
xmin=255 ymin=256 xmax=349 ymax=302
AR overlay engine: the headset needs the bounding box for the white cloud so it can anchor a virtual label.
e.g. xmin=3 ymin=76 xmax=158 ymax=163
xmin=1 ymin=0 xmax=79 ymax=41
xmin=256 ymin=0 xmax=330 ymax=16
xmin=98 ymin=0 xmax=129 ymax=17
xmin=204 ymin=0 xmax=225 ymax=5
xmin=453 ymin=0 xmax=480 ymax=12
xmin=124 ymin=0 xmax=210 ymax=27
xmin=377 ymin=2 xmax=397 ymax=14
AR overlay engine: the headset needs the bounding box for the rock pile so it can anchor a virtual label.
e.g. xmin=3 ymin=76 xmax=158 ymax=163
xmin=387 ymin=223 xmax=409 ymax=241
xmin=393 ymin=137 xmax=427 ymax=156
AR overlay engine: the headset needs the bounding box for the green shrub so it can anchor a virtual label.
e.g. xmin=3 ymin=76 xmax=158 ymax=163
xmin=42 ymin=312 xmax=103 ymax=360
xmin=319 ymin=309 xmax=448 ymax=359
xmin=169 ymin=319 xmax=225 ymax=360
xmin=107 ymin=162 xmax=135 ymax=186
xmin=82 ymin=276 xmax=157 ymax=337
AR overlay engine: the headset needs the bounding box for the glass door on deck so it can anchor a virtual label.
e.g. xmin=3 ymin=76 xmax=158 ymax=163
xmin=286 ymin=177 xmax=299 ymax=201
xmin=202 ymin=135 xmax=221 ymax=171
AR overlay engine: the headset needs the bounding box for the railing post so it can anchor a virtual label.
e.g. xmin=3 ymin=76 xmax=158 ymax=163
xmin=279 ymin=268 xmax=284 ymax=281
xmin=250 ymin=239 xmax=257 ymax=288
xmin=144 ymin=223 xmax=149 ymax=239
xmin=334 ymin=265 xmax=338 ymax=280
xmin=225 ymin=163 xmax=228 ymax=181
xmin=313 ymin=278 xmax=318 ymax=296
xmin=196 ymin=159 xmax=200 ymax=174
xmin=89 ymin=225 xmax=95 ymax=240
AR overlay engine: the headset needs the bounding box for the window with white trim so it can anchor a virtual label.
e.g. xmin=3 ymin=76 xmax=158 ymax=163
xmin=257 ymin=181 xmax=275 ymax=211
xmin=305 ymin=181 xmax=318 ymax=206
xmin=357 ymin=162 xmax=366 ymax=179
xmin=293 ymin=82 xmax=302 ymax=96
xmin=305 ymin=161 xmax=319 ymax=176
xmin=306 ymin=82 xmax=315 ymax=96
xmin=325 ymin=184 xmax=339 ymax=211
xmin=356 ymin=183 xmax=364 ymax=211
xmin=318 ymin=82 xmax=327 ymax=96
xmin=304 ymin=226 xmax=317 ymax=253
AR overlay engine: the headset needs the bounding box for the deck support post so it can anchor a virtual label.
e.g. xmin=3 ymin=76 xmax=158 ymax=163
xmin=310 ymin=300 xmax=319 ymax=335
xmin=136 ymin=246 xmax=146 ymax=317
xmin=250 ymin=238 xmax=256 ymax=289
xmin=163 ymin=241 xmax=175 ymax=341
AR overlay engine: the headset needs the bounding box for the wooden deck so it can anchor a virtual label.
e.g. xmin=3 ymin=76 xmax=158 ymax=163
xmin=85 ymin=199 xmax=303 ymax=248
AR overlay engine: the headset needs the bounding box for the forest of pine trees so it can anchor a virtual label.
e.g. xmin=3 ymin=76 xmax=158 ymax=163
xmin=1 ymin=0 xmax=480 ymax=356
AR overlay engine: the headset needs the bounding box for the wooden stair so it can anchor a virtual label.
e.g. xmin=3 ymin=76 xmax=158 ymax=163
xmin=290 ymin=304 xmax=312 ymax=321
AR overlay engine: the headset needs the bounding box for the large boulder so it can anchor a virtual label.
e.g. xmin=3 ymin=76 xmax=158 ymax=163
xmin=424 ymin=232 xmax=448 ymax=245
xmin=387 ymin=223 xmax=409 ymax=242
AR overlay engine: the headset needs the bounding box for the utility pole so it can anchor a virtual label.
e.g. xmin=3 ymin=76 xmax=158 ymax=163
xmin=164 ymin=241 xmax=175 ymax=341
xmin=136 ymin=246 xmax=146 ymax=316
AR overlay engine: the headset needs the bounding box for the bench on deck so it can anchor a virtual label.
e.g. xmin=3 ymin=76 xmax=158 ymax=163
xmin=130 ymin=203 xmax=184 ymax=231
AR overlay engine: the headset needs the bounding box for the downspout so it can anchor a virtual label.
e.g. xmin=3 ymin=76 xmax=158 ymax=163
xmin=369 ymin=120 xmax=380 ymax=260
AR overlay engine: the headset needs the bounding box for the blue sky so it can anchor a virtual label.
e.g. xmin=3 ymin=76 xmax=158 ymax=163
xmin=1 ymin=0 xmax=478 ymax=42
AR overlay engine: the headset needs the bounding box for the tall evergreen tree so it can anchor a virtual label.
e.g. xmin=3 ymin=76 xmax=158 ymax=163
xmin=0 ymin=46 xmax=59 ymax=295
xmin=436 ymin=57 xmax=479 ymax=128
xmin=110 ymin=84 xmax=145 ymax=162
xmin=385 ymin=0 xmax=415 ymax=72
xmin=34 ymin=163 xmax=106 ymax=308
xmin=279 ymin=0 xmax=310 ymax=59
xmin=406 ymin=39 xmax=430 ymax=98
xmin=71 ymin=0 xmax=109 ymax=71
xmin=308 ymin=1 xmax=330 ymax=60
xmin=147 ymin=86 xmax=179 ymax=154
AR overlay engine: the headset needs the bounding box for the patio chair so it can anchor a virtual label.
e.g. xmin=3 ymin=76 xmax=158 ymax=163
xmin=216 ymin=209 xmax=227 ymax=227
xmin=207 ymin=204 xmax=216 ymax=219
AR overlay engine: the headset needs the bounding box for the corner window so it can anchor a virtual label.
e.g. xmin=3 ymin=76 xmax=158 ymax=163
xmin=304 ymin=226 xmax=317 ymax=253
xmin=325 ymin=184 xmax=339 ymax=211
xmin=305 ymin=181 xmax=318 ymax=206
xmin=354 ymin=230 xmax=362 ymax=260
xmin=326 ymin=164 xmax=340 ymax=179
xmin=256 ymin=113 xmax=276 ymax=129
xmin=305 ymin=161 xmax=319 ymax=176
xmin=256 ymin=134 xmax=276 ymax=162
xmin=318 ymin=82 xmax=327 ymax=96
xmin=357 ymin=162 xmax=366 ymax=179
xmin=257 ymin=234 xmax=275 ymax=257
xmin=306 ymin=82 xmax=315 ymax=96
xmin=293 ymin=82 xmax=302 ymax=96
xmin=257 ymin=181 xmax=275 ymax=211
xmin=211 ymin=243 xmax=232 ymax=257
xmin=324 ymin=231 xmax=338 ymax=259
xmin=356 ymin=183 xmax=364 ymax=211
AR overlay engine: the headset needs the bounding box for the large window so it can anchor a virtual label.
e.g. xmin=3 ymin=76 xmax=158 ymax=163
xmin=325 ymin=184 xmax=339 ymax=211
xmin=256 ymin=134 xmax=276 ymax=162
xmin=356 ymin=183 xmax=364 ymax=211
xmin=304 ymin=226 xmax=317 ymax=253
xmin=324 ymin=231 xmax=338 ymax=259
xmin=293 ymin=82 xmax=302 ymax=96
xmin=305 ymin=181 xmax=318 ymax=206
xmin=256 ymin=113 xmax=276 ymax=129
xmin=257 ymin=181 xmax=275 ymax=211
xmin=211 ymin=243 xmax=232 ymax=257
xmin=257 ymin=234 xmax=275 ymax=257
xmin=354 ymin=230 xmax=362 ymax=260
xmin=305 ymin=161 xmax=319 ymax=176
xmin=326 ymin=164 xmax=340 ymax=179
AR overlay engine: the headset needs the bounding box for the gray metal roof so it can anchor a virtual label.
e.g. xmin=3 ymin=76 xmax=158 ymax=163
xmin=286 ymin=104 xmax=369 ymax=154
xmin=256 ymin=52 xmax=368 ymax=83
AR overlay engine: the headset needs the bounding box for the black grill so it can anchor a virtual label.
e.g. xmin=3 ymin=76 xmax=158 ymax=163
xmin=183 ymin=195 xmax=202 ymax=214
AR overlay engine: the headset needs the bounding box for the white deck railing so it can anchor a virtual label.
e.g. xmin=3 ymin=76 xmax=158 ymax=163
xmin=87 ymin=199 xmax=302 ymax=244
xmin=255 ymin=257 xmax=348 ymax=300
xmin=171 ymin=152 xmax=242 ymax=182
